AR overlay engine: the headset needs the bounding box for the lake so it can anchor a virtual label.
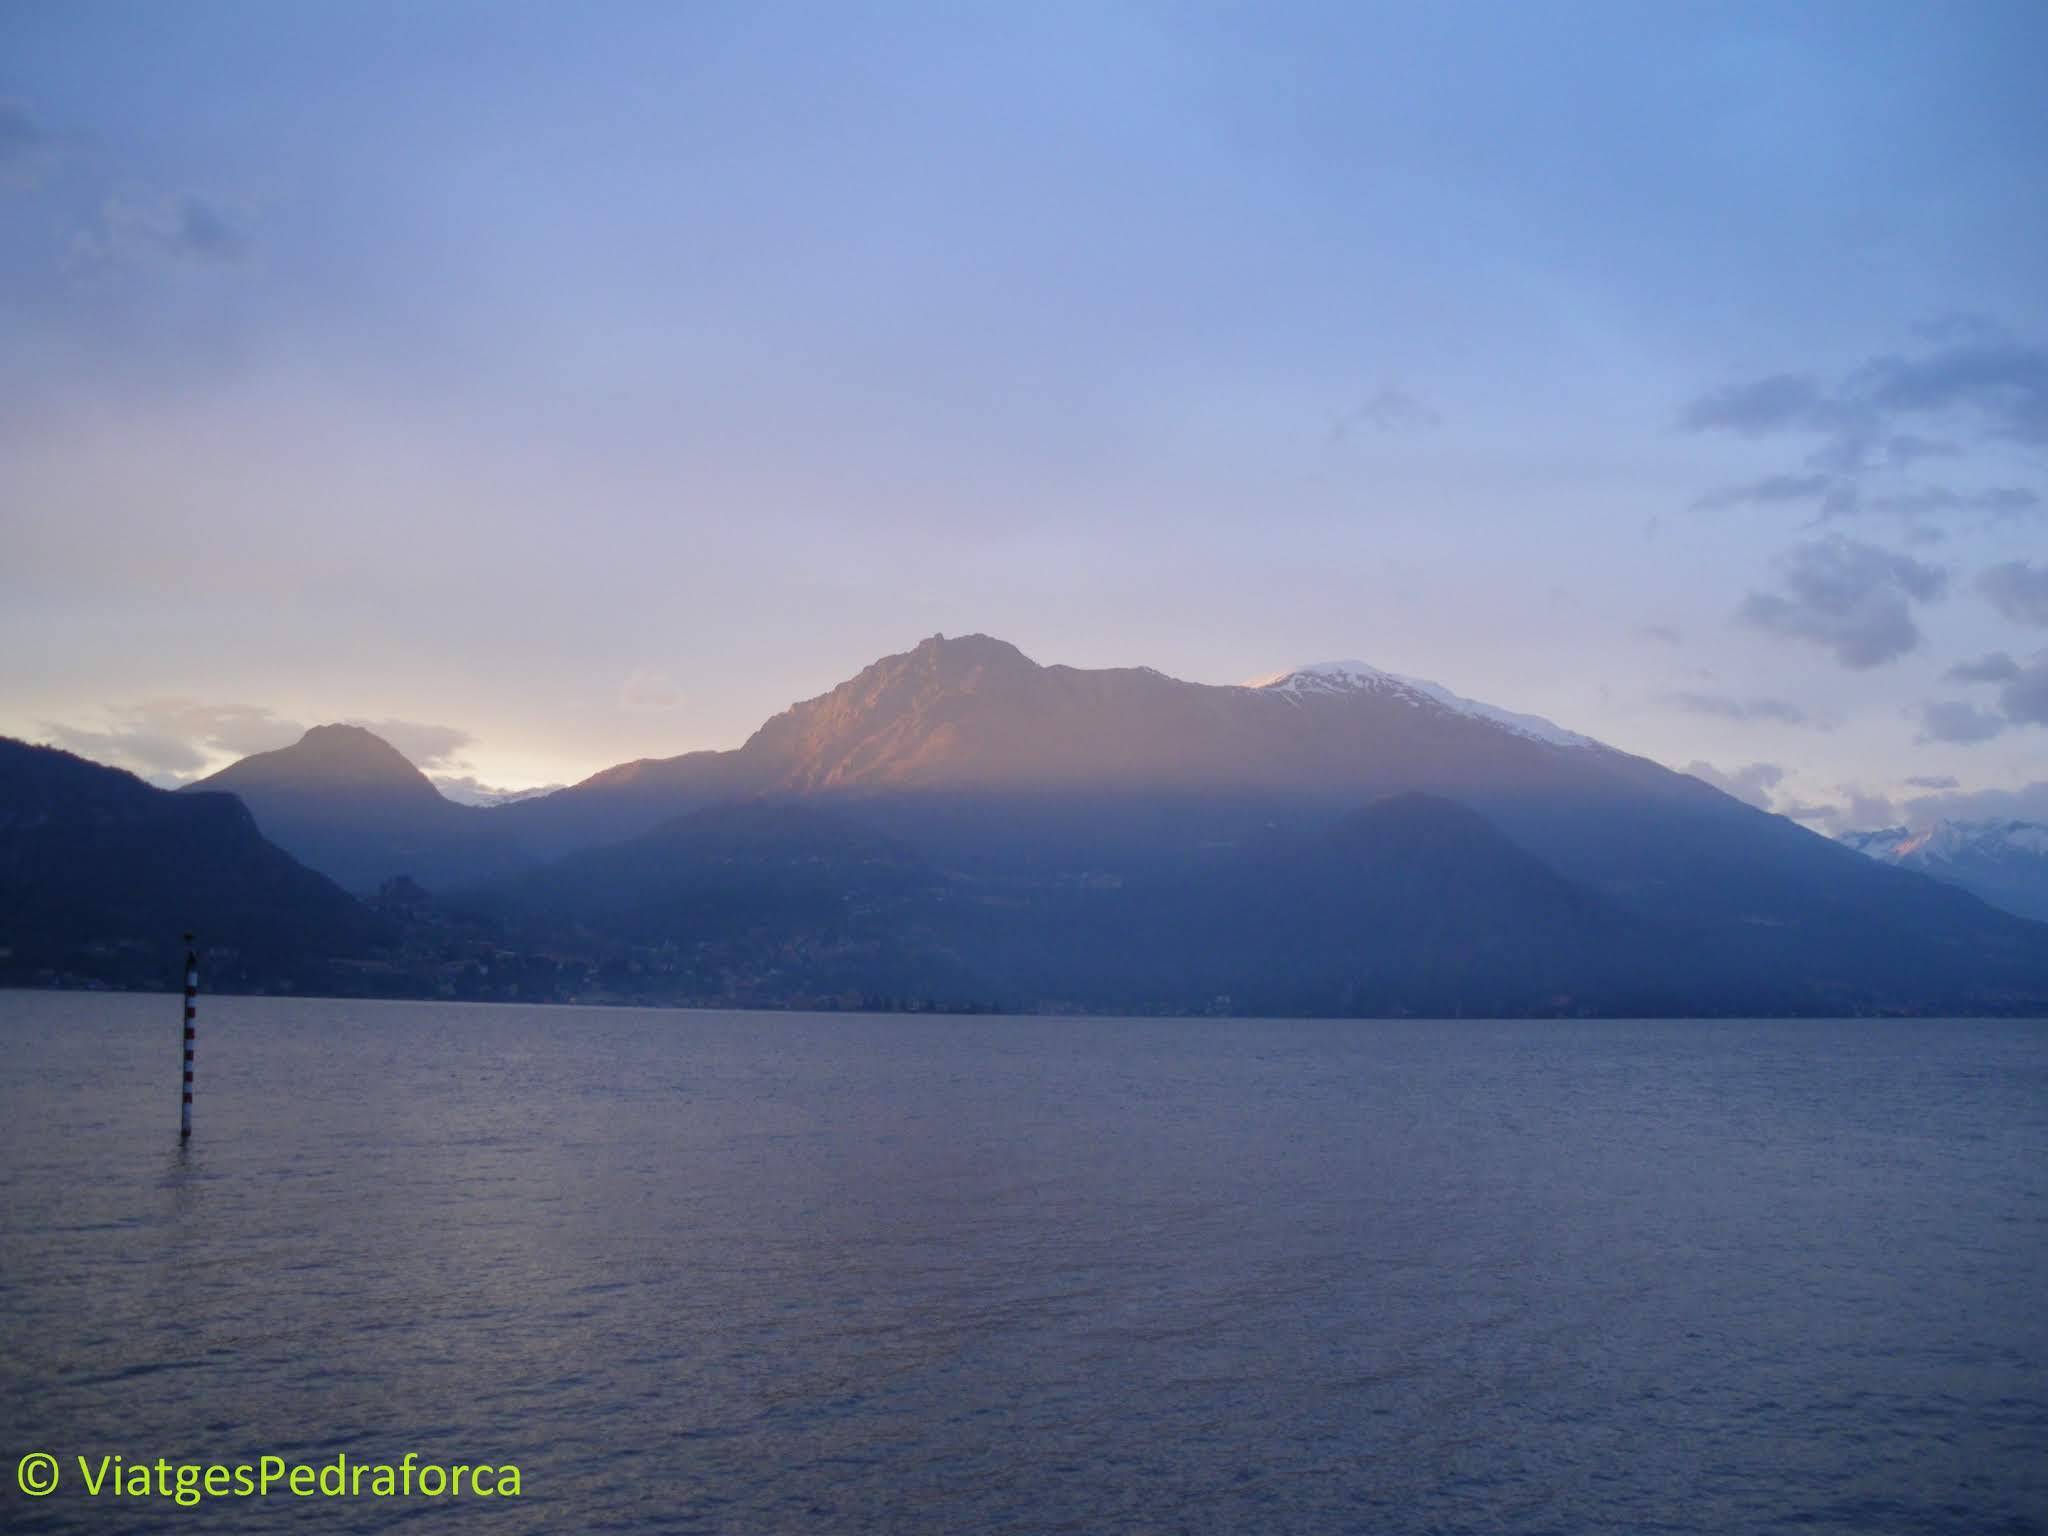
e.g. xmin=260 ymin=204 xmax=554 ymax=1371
xmin=2 ymin=992 xmax=2043 ymax=1533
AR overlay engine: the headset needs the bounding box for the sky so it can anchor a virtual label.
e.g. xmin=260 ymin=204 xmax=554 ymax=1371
xmin=4 ymin=0 xmax=2046 ymax=827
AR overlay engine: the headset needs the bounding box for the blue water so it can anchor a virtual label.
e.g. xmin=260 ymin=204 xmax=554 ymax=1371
xmin=2 ymin=993 xmax=2044 ymax=1533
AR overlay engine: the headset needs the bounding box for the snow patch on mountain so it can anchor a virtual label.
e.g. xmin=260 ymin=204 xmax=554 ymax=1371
xmin=1838 ymin=818 xmax=2048 ymax=923
xmin=432 ymin=775 xmax=564 ymax=807
xmin=1843 ymin=819 xmax=2048 ymax=863
xmin=1245 ymin=661 xmax=1602 ymax=750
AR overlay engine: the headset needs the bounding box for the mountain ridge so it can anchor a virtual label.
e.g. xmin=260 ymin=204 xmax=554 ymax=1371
xmin=22 ymin=632 xmax=2048 ymax=1013
xmin=186 ymin=724 xmax=532 ymax=894
xmin=1841 ymin=818 xmax=2048 ymax=923
xmin=0 ymin=738 xmax=388 ymax=989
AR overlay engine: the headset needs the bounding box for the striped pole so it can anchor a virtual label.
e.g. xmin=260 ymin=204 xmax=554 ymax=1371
xmin=180 ymin=934 xmax=197 ymax=1140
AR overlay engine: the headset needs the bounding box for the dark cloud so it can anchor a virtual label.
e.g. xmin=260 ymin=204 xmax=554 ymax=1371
xmin=1683 ymin=760 xmax=1785 ymax=811
xmin=1664 ymin=691 xmax=1810 ymax=725
xmin=1632 ymin=624 xmax=1682 ymax=646
xmin=1860 ymin=485 xmax=2040 ymax=524
xmin=1328 ymin=386 xmax=1440 ymax=443
xmin=1946 ymin=651 xmax=2019 ymax=683
xmin=344 ymin=719 xmax=475 ymax=769
xmin=1914 ymin=700 xmax=2006 ymax=745
xmin=1686 ymin=331 xmax=2048 ymax=453
xmin=0 ymin=102 xmax=72 ymax=188
xmin=1684 ymin=326 xmax=2048 ymax=531
xmin=1844 ymin=788 xmax=1905 ymax=830
xmin=1680 ymin=374 xmax=1833 ymax=437
xmin=1979 ymin=560 xmax=2048 ymax=627
xmin=1689 ymin=473 xmax=1833 ymax=512
xmin=102 ymin=193 xmax=252 ymax=265
xmin=1735 ymin=536 xmax=1945 ymax=669
xmin=1940 ymin=647 xmax=2048 ymax=732
xmin=1781 ymin=785 xmax=1906 ymax=836
xmin=1853 ymin=337 xmax=2048 ymax=445
xmin=1883 ymin=434 xmax=1958 ymax=466
xmin=2001 ymin=656 xmax=2048 ymax=728
xmin=1903 ymin=775 xmax=1958 ymax=790
xmin=1916 ymin=314 xmax=2007 ymax=347
xmin=1900 ymin=778 xmax=2048 ymax=827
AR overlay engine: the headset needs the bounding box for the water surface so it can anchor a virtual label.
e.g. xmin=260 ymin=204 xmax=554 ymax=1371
xmin=2 ymin=993 xmax=2043 ymax=1533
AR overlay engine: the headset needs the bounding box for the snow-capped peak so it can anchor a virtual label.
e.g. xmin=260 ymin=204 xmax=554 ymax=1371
xmin=1244 ymin=660 xmax=1602 ymax=750
xmin=1847 ymin=818 xmax=2048 ymax=863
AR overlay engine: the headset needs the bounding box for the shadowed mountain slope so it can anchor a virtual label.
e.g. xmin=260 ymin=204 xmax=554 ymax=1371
xmin=1 ymin=738 xmax=387 ymax=989
xmin=1842 ymin=821 xmax=2048 ymax=924
xmin=188 ymin=724 xmax=529 ymax=894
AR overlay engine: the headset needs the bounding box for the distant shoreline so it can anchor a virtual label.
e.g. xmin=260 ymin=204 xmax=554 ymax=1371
xmin=6 ymin=984 xmax=2043 ymax=1024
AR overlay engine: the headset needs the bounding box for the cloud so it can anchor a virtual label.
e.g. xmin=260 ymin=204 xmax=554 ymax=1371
xmin=94 ymin=192 xmax=253 ymax=266
xmin=1859 ymin=485 xmax=2040 ymax=525
xmin=1683 ymin=760 xmax=1785 ymax=811
xmin=0 ymin=102 xmax=74 ymax=189
xmin=1680 ymin=374 xmax=1834 ymax=437
xmin=1632 ymin=624 xmax=1682 ymax=645
xmin=41 ymin=723 xmax=209 ymax=778
xmin=1901 ymin=778 xmax=2048 ymax=827
xmin=1883 ymin=434 xmax=1958 ymax=466
xmin=1689 ymin=473 xmax=1833 ymax=512
xmin=1685 ymin=331 xmax=2048 ymax=454
xmin=1942 ymin=647 xmax=2048 ymax=732
xmin=1735 ymin=536 xmax=1945 ymax=669
xmin=1853 ymin=336 xmax=2048 ymax=445
xmin=1683 ymin=325 xmax=2048 ymax=531
xmin=1903 ymin=775 xmax=1958 ymax=790
xmin=2001 ymin=656 xmax=2048 ymax=728
xmin=345 ymin=719 xmax=475 ymax=769
xmin=1779 ymin=784 xmax=1904 ymax=835
xmin=1979 ymin=560 xmax=2048 ymax=627
xmin=39 ymin=700 xmax=306 ymax=779
xmin=1328 ymin=386 xmax=1440 ymax=442
xmin=620 ymin=670 xmax=685 ymax=713
xmin=1663 ymin=691 xmax=1810 ymax=726
xmin=1946 ymin=651 xmax=2019 ymax=683
xmin=1842 ymin=787 xmax=1904 ymax=830
xmin=1914 ymin=700 xmax=2006 ymax=745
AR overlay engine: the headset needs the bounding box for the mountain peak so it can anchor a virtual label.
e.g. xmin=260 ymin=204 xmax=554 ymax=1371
xmin=1847 ymin=817 xmax=2048 ymax=863
xmin=1839 ymin=816 xmax=2048 ymax=922
xmin=1245 ymin=661 xmax=1601 ymax=750
xmin=195 ymin=723 xmax=440 ymax=799
xmin=906 ymin=632 xmax=1040 ymax=674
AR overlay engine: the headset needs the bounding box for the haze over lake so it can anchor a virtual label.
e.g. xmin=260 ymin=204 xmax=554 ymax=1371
xmin=4 ymin=992 xmax=2043 ymax=1534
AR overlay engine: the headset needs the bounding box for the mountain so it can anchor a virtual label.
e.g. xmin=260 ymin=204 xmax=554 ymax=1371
xmin=499 ymin=636 xmax=2048 ymax=1003
xmin=495 ymin=747 xmax=757 ymax=862
xmin=1181 ymin=793 xmax=1676 ymax=1016
xmin=0 ymin=738 xmax=388 ymax=989
xmin=476 ymin=800 xmax=978 ymax=1008
xmin=187 ymin=724 xmax=530 ymax=894
xmin=498 ymin=634 xmax=1641 ymax=857
xmin=1841 ymin=820 xmax=2048 ymax=923
xmin=455 ymin=634 xmax=2048 ymax=1012
xmin=150 ymin=633 xmax=2048 ymax=1013
xmin=473 ymin=790 xmax=1662 ymax=1015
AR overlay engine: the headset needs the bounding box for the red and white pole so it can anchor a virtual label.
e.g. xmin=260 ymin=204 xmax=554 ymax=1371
xmin=180 ymin=934 xmax=197 ymax=1140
